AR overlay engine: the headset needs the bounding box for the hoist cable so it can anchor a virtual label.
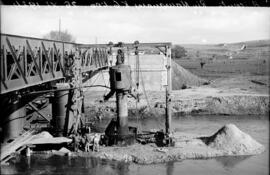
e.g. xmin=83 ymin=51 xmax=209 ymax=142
xmin=85 ymin=72 xmax=102 ymax=92
xmin=100 ymin=69 xmax=109 ymax=96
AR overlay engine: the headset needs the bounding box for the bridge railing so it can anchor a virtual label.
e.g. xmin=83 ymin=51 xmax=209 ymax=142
xmin=80 ymin=47 xmax=108 ymax=73
xmin=0 ymin=34 xmax=109 ymax=94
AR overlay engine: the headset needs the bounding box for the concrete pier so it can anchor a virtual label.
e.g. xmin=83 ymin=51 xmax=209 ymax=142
xmin=52 ymin=83 xmax=71 ymax=136
xmin=2 ymin=99 xmax=26 ymax=142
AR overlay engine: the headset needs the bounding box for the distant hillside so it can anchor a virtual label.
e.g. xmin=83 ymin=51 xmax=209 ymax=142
xmin=225 ymin=39 xmax=270 ymax=48
xmin=179 ymin=39 xmax=270 ymax=61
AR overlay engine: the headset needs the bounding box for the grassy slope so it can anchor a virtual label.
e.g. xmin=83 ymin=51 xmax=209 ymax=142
xmin=175 ymin=39 xmax=270 ymax=79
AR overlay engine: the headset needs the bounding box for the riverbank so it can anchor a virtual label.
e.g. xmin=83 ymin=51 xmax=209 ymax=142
xmin=83 ymin=79 xmax=269 ymax=120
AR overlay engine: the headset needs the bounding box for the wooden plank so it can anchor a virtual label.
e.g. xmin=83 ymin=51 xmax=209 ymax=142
xmin=1 ymin=130 xmax=35 ymax=164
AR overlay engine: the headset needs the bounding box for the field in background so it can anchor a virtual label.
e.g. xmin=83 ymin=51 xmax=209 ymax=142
xmin=176 ymin=59 xmax=269 ymax=80
xmin=181 ymin=40 xmax=270 ymax=61
xmin=176 ymin=39 xmax=270 ymax=80
xmin=174 ymin=39 xmax=270 ymax=94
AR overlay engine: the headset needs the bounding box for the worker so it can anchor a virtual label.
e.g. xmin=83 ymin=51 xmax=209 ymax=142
xmin=116 ymin=49 xmax=125 ymax=65
xmin=84 ymin=134 xmax=91 ymax=152
xmin=200 ymin=61 xmax=206 ymax=69
xmin=87 ymin=126 xmax=91 ymax=133
xmin=103 ymin=49 xmax=125 ymax=102
xmin=96 ymin=111 xmax=103 ymax=121
xmin=70 ymin=134 xmax=76 ymax=151
xmin=99 ymin=134 xmax=108 ymax=146
xmin=93 ymin=133 xmax=100 ymax=152
xmin=74 ymin=133 xmax=80 ymax=152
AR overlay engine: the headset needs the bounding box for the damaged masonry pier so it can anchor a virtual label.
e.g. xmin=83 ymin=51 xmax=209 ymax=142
xmin=0 ymin=34 xmax=266 ymax=166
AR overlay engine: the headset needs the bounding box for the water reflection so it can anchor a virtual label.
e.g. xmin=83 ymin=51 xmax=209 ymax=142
xmin=166 ymin=161 xmax=175 ymax=175
xmin=215 ymin=155 xmax=251 ymax=169
xmin=1 ymin=155 xmax=120 ymax=175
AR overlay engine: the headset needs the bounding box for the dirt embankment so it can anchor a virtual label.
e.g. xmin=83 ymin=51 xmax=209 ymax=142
xmin=84 ymin=87 xmax=269 ymax=121
xmin=169 ymin=87 xmax=269 ymax=115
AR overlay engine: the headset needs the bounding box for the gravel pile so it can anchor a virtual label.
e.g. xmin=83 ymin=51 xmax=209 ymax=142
xmin=205 ymin=124 xmax=265 ymax=155
xmin=172 ymin=60 xmax=208 ymax=90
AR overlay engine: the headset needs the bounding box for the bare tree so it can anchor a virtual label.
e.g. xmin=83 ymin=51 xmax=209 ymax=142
xmin=43 ymin=30 xmax=76 ymax=42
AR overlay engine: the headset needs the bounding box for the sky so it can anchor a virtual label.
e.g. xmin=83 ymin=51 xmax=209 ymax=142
xmin=1 ymin=6 xmax=270 ymax=44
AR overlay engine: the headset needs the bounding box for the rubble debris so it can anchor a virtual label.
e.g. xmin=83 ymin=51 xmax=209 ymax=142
xmin=51 ymin=147 xmax=72 ymax=156
xmin=250 ymin=80 xmax=266 ymax=86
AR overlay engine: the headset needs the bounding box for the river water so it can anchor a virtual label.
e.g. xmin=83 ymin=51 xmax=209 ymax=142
xmin=1 ymin=115 xmax=269 ymax=175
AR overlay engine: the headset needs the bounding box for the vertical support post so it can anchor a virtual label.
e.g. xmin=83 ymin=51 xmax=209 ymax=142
xmin=165 ymin=45 xmax=172 ymax=135
xmin=108 ymin=42 xmax=113 ymax=67
xmin=134 ymin=43 xmax=139 ymax=90
xmin=116 ymin=91 xmax=129 ymax=137
xmin=2 ymin=96 xmax=26 ymax=142
xmin=127 ymin=47 xmax=130 ymax=65
xmin=109 ymin=46 xmax=112 ymax=66
xmin=23 ymin=46 xmax=27 ymax=78
xmin=3 ymin=45 xmax=7 ymax=81
xmin=1 ymin=46 xmax=4 ymax=82
xmin=52 ymin=83 xmax=70 ymax=136
xmin=72 ymin=50 xmax=84 ymax=134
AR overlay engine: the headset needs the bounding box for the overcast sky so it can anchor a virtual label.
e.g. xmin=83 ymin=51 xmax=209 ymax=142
xmin=1 ymin=6 xmax=270 ymax=44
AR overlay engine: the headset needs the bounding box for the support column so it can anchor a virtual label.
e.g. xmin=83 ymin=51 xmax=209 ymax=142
xmin=116 ymin=91 xmax=129 ymax=137
xmin=52 ymin=83 xmax=71 ymax=136
xmin=2 ymin=97 xmax=26 ymax=142
xmin=71 ymin=50 xmax=84 ymax=134
xmin=165 ymin=46 xmax=172 ymax=135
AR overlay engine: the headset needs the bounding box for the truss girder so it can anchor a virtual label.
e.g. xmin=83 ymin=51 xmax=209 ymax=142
xmin=0 ymin=34 xmax=109 ymax=94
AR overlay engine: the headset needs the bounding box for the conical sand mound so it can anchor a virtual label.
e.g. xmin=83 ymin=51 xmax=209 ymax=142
xmin=172 ymin=60 xmax=208 ymax=90
xmin=204 ymin=124 xmax=265 ymax=155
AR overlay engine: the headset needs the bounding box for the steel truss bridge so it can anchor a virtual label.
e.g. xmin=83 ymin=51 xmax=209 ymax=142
xmin=0 ymin=33 xmax=172 ymax=143
xmin=0 ymin=34 xmax=109 ymax=94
